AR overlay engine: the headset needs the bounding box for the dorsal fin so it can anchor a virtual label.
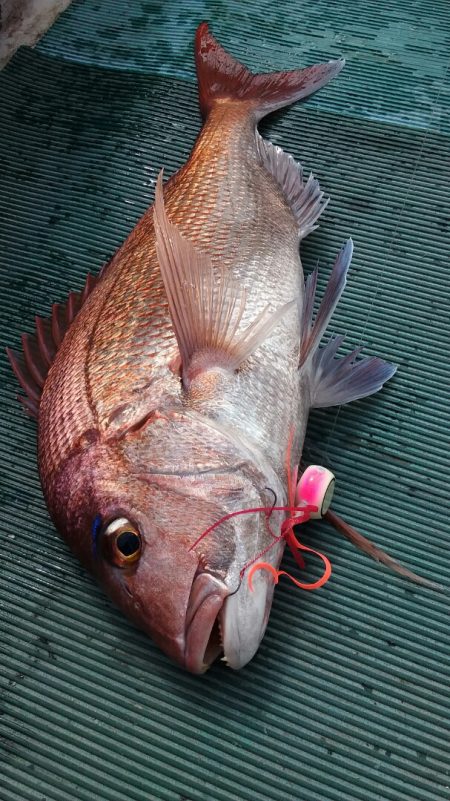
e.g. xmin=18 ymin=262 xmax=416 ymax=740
xmin=6 ymin=272 xmax=100 ymax=419
xmin=153 ymin=170 xmax=295 ymax=388
xmin=256 ymin=134 xmax=328 ymax=238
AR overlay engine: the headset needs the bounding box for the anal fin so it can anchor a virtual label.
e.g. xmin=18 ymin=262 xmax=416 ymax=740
xmin=256 ymin=134 xmax=328 ymax=238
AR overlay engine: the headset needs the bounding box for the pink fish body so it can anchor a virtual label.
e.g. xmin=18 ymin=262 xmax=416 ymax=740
xmin=8 ymin=24 xmax=397 ymax=673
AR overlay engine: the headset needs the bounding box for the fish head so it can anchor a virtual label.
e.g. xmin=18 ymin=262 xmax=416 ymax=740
xmin=46 ymin=410 xmax=285 ymax=674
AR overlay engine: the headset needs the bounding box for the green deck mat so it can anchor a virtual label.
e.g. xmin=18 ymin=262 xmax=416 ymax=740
xmin=1 ymin=2 xmax=449 ymax=800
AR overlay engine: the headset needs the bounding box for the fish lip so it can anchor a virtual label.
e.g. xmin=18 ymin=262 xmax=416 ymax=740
xmin=184 ymin=572 xmax=229 ymax=674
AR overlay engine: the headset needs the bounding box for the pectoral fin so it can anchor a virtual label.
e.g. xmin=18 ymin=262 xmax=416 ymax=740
xmin=153 ymin=171 xmax=295 ymax=387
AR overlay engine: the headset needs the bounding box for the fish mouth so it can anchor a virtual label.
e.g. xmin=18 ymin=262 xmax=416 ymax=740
xmin=184 ymin=565 xmax=274 ymax=674
xmin=184 ymin=572 xmax=228 ymax=674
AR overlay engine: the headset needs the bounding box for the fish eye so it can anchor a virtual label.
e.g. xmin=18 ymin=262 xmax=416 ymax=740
xmin=103 ymin=517 xmax=142 ymax=567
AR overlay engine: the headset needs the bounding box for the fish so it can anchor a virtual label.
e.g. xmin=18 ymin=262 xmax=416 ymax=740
xmin=8 ymin=22 xmax=403 ymax=674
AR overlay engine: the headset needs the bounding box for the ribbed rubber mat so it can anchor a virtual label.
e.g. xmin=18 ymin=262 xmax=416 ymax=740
xmin=1 ymin=4 xmax=449 ymax=801
xmin=36 ymin=0 xmax=450 ymax=134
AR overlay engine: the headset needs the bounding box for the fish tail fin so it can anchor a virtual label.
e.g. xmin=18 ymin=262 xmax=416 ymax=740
xmin=195 ymin=22 xmax=344 ymax=120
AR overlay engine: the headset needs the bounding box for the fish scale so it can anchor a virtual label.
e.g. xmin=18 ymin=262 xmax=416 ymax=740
xmin=50 ymin=105 xmax=300 ymax=466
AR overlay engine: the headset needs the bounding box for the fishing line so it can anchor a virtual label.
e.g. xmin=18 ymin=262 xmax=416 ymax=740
xmin=263 ymin=486 xmax=277 ymax=511
xmin=325 ymin=55 xmax=450 ymax=451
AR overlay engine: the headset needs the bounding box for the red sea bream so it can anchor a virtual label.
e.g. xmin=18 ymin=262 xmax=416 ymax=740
xmin=8 ymin=24 xmax=398 ymax=673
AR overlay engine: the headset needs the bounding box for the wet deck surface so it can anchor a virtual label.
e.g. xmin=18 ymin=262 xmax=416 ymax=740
xmin=1 ymin=3 xmax=449 ymax=800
